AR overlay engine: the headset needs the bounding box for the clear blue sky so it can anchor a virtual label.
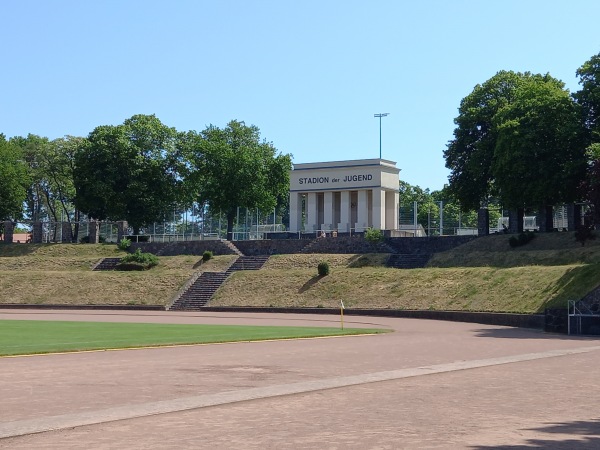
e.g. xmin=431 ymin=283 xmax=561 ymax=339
xmin=2 ymin=0 xmax=599 ymax=191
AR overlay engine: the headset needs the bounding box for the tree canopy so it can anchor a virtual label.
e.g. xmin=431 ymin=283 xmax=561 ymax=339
xmin=492 ymin=75 xmax=585 ymax=209
xmin=0 ymin=134 xmax=29 ymax=221
xmin=575 ymin=52 xmax=600 ymax=144
xmin=445 ymin=71 xmax=585 ymax=211
xmin=73 ymin=114 xmax=182 ymax=234
xmin=183 ymin=120 xmax=292 ymax=240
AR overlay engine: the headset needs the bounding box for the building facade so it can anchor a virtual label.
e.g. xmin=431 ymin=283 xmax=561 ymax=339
xmin=289 ymin=159 xmax=400 ymax=233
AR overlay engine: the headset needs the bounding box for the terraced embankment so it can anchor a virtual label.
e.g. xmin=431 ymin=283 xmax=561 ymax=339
xmin=1 ymin=233 xmax=600 ymax=313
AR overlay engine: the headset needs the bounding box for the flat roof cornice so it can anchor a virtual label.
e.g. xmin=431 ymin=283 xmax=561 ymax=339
xmin=293 ymin=158 xmax=398 ymax=171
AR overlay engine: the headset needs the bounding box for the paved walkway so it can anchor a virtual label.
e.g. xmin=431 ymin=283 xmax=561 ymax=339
xmin=1 ymin=309 xmax=599 ymax=449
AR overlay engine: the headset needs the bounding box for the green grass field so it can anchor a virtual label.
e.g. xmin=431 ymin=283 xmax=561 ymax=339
xmin=0 ymin=320 xmax=387 ymax=356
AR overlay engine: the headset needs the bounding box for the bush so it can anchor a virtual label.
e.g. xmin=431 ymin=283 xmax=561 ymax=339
xmin=364 ymin=227 xmax=384 ymax=243
xmin=508 ymin=231 xmax=535 ymax=248
xmin=317 ymin=261 xmax=330 ymax=276
xmin=115 ymin=248 xmax=158 ymax=270
xmin=575 ymin=224 xmax=596 ymax=246
xmin=202 ymin=250 xmax=213 ymax=262
xmin=118 ymin=238 xmax=131 ymax=251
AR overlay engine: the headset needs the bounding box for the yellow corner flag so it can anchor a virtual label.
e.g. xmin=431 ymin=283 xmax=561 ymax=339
xmin=340 ymin=300 xmax=345 ymax=330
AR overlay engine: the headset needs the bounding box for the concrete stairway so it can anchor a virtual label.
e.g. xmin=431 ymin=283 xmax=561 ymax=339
xmin=169 ymin=255 xmax=270 ymax=311
xmin=170 ymin=272 xmax=229 ymax=310
xmin=225 ymin=255 xmax=270 ymax=273
xmin=386 ymin=253 xmax=432 ymax=269
xmin=92 ymin=257 xmax=122 ymax=271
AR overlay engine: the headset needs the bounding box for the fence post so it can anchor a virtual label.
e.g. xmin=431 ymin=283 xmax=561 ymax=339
xmin=3 ymin=221 xmax=14 ymax=243
xmin=508 ymin=209 xmax=524 ymax=234
xmin=61 ymin=222 xmax=72 ymax=243
xmin=477 ymin=208 xmax=489 ymax=236
xmin=89 ymin=220 xmax=100 ymax=244
xmin=32 ymin=221 xmax=43 ymax=243
xmin=567 ymin=204 xmax=582 ymax=231
xmin=117 ymin=221 xmax=128 ymax=241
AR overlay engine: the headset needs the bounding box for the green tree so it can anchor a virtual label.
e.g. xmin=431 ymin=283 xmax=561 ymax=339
xmin=446 ymin=71 xmax=586 ymax=216
xmin=10 ymin=134 xmax=51 ymax=221
xmin=575 ymin=52 xmax=600 ymax=145
xmin=444 ymin=71 xmax=528 ymax=210
xmin=73 ymin=114 xmax=183 ymax=234
xmin=183 ymin=120 xmax=292 ymax=240
xmin=0 ymin=134 xmax=29 ymax=221
xmin=492 ymin=76 xmax=585 ymax=209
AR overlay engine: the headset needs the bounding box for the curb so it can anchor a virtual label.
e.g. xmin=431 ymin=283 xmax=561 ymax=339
xmin=0 ymin=304 xmax=545 ymax=330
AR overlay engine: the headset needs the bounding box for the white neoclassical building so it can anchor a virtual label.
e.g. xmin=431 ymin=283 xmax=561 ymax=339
xmin=289 ymin=158 xmax=400 ymax=233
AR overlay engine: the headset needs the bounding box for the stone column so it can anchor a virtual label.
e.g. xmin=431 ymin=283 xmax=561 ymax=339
xmin=31 ymin=221 xmax=43 ymax=243
xmin=88 ymin=220 xmax=100 ymax=244
xmin=355 ymin=189 xmax=369 ymax=232
xmin=338 ymin=191 xmax=351 ymax=232
xmin=61 ymin=222 xmax=72 ymax=243
xmin=288 ymin=193 xmax=301 ymax=232
xmin=323 ymin=191 xmax=334 ymax=230
xmin=371 ymin=188 xmax=386 ymax=230
xmin=117 ymin=221 xmax=129 ymax=241
xmin=477 ymin=208 xmax=489 ymax=236
xmin=3 ymin=221 xmax=14 ymax=243
xmin=567 ymin=204 xmax=582 ymax=231
xmin=386 ymin=191 xmax=399 ymax=230
xmin=305 ymin=192 xmax=317 ymax=232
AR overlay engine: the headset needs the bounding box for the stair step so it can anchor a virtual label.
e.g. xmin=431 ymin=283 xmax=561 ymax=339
xmin=169 ymin=256 xmax=269 ymax=311
xmin=93 ymin=258 xmax=122 ymax=271
xmin=386 ymin=254 xmax=431 ymax=269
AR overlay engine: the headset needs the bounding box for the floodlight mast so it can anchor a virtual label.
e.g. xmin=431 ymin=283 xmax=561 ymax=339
xmin=374 ymin=113 xmax=389 ymax=159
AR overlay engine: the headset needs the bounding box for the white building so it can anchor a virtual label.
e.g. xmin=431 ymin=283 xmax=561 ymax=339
xmin=289 ymin=159 xmax=400 ymax=233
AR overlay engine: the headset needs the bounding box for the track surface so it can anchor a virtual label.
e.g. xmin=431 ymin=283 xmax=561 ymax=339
xmin=1 ymin=309 xmax=600 ymax=449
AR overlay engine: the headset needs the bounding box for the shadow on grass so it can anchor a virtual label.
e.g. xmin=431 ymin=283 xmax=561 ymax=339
xmin=298 ymin=275 xmax=324 ymax=293
xmin=470 ymin=419 xmax=600 ymax=449
xmin=535 ymin=264 xmax=600 ymax=313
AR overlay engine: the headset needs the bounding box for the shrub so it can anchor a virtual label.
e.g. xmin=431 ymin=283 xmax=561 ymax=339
xmin=364 ymin=227 xmax=384 ymax=243
xmin=115 ymin=248 xmax=158 ymax=270
xmin=508 ymin=231 xmax=535 ymax=248
xmin=202 ymin=250 xmax=213 ymax=262
xmin=575 ymin=224 xmax=596 ymax=247
xmin=118 ymin=238 xmax=131 ymax=251
xmin=317 ymin=261 xmax=330 ymax=276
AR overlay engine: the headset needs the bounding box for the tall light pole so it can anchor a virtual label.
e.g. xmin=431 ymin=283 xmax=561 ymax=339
xmin=374 ymin=113 xmax=389 ymax=159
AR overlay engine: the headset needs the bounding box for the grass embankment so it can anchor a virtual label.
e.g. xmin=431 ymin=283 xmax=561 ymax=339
xmin=211 ymin=233 xmax=600 ymax=313
xmin=0 ymin=320 xmax=386 ymax=356
xmin=0 ymin=244 xmax=236 ymax=306
xmin=1 ymin=233 xmax=600 ymax=313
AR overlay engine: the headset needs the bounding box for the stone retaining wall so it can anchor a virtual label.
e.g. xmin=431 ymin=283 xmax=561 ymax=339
xmin=386 ymin=236 xmax=476 ymax=254
xmin=234 ymin=240 xmax=310 ymax=255
xmin=130 ymin=240 xmax=238 ymax=256
xmin=302 ymin=236 xmax=394 ymax=254
xmin=204 ymin=306 xmax=545 ymax=329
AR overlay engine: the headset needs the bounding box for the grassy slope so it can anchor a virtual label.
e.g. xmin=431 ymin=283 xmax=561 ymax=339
xmin=1 ymin=233 xmax=600 ymax=312
xmin=0 ymin=244 xmax=237 ymax=306
xmin=211 ymin=233 xmax=600 ymax=313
